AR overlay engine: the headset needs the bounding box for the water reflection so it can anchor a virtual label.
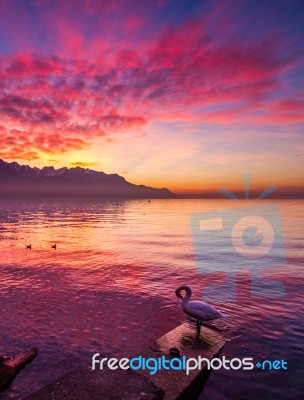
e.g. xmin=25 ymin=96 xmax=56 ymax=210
xmin=0 ymin=199 xmax=303 ymax=399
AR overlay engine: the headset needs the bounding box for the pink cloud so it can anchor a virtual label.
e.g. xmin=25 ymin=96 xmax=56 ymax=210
xmin=0 ymin=13 xmax=302 ymax=161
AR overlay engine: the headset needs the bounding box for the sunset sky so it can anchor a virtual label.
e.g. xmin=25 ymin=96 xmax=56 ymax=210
xmin=0 ymin=0 xmax=303 ymax=195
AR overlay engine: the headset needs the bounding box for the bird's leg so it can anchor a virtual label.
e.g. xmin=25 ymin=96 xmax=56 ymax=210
xmin=196 ymin=320 xmax=202 ymax=336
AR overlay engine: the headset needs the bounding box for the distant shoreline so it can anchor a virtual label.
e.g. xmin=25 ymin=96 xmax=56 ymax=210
xmin=0 ymin=195 xmax=303 ymax=200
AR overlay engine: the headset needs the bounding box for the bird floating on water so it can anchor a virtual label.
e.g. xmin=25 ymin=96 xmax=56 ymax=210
xmin=175 ymin=285 xmax=223 ymax=335
xmin=51 ymin=244 xmax=57 ymax=249
xmin=26 ymin=244 xmax=32 ymax=250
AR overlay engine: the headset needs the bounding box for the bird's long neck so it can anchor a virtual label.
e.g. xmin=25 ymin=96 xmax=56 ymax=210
xmin=182 ymin=287 xmax=192 ymax=303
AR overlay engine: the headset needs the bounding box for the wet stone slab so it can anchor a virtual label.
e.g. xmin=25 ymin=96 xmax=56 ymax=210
xmin=24 ymin=365 xmax=164 ymax=400
xmin=137 ymin=322 xmax=226 ymax=399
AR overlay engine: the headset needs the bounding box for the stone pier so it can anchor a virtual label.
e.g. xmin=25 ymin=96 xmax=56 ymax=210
xmin=24 ymin=322 xmax=226 ymax=400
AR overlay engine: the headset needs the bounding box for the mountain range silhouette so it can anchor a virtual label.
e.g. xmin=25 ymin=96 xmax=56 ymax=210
xmin=0 ymin=160 xmax=175 ymax=198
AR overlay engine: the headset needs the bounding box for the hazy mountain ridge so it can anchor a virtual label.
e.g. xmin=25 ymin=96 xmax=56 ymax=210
xmin=0 ymin=159 xmax=175 ymax=198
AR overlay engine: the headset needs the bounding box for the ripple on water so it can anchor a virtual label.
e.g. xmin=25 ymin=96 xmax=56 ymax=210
xmin=0 ymin=199 xmax=303 ymax=399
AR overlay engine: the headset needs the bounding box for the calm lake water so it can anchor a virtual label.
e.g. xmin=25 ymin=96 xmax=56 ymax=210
xmin=0 ymin=199 xmax=303 ymax=399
